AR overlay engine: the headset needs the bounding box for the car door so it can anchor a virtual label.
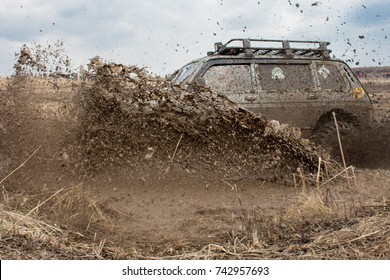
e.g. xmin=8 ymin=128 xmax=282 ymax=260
xmin=314 ymin=61 xmax=355 ymax=105
xmin=201 ymin=63 xmax=255 ymax=105
xmin=253 ymin=62 xmax=321 ymax=130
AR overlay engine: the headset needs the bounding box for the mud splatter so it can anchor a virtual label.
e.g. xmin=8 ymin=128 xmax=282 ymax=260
xmin=14 ymin=41 xmax=73 ymax=77
xmin=70 ymin=61 xmax=327 ymax=183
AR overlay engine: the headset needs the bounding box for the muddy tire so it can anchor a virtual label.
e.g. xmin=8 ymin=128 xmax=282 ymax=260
xmin=312 ymin=121 xmax=356 ymax=150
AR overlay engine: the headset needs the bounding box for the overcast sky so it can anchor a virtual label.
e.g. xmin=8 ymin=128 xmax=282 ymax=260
xmin=0 ymin=0 xmax=389 ymax=76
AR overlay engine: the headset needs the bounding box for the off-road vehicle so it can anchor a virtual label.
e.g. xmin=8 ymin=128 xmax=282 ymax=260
xmin=171 ymin=39 xmax=373 ymax=141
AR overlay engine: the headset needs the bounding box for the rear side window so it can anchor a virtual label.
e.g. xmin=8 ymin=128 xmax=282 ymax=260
xmin=255 ymin=64 xmax=314 ymax=92
xmin=316 ymin=63 xmax=348 ymax=91
xmin=203 ymin=64 xmax=251 ymax=93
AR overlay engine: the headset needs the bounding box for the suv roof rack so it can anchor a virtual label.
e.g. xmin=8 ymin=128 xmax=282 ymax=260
xmin=209 ymin=38 xmax=331 ymax=59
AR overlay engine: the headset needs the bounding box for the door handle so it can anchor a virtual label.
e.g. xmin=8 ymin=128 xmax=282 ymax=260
xmin=244 ymin=96 xmax=258 ymax=101
xmin=307 ymin=94 xmax=319 ymax=100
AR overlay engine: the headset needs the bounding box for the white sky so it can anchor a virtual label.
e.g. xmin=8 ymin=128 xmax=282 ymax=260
xmin=0 ymin=0 xmax=389 ymax=76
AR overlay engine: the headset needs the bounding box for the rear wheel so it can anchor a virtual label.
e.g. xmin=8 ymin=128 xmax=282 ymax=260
xmin=311 ymin=121 xmax=356 ymax=150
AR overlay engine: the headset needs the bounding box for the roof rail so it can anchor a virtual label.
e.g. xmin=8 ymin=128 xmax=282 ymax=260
xmin=209 ymin=38 xmax=331 ymax=59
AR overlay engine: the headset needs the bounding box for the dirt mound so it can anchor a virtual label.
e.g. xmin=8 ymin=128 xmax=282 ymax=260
xmin=71 ymin=62 xmax=326 ymax=183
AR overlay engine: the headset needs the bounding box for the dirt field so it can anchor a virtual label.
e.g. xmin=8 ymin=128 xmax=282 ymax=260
xmin=0 ymin=75 xmax=390 ymax=260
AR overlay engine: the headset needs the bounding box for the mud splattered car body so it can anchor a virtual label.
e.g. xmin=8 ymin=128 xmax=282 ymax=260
xmin=172 ymin=39 xmax=373 ymax=136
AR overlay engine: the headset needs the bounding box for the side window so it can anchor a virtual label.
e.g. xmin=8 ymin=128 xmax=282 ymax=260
xmin=202 ymin=64 xmax=252 ymax=93
xmin=172 ymin=63 xmax=195 ymax=84
xmin=316 ymin=63 xmax=348 ymax=91
xmin=255 ymin=64 xmax=314 ymax=92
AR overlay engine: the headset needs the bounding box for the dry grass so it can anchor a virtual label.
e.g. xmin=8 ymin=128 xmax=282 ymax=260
xmin=0 ymin=206 xmax=127 ymax=259
xmin=48 ymin=185 xmax=109 ymax=231
xmin=0 ymin=173 xmax=129 ymax=260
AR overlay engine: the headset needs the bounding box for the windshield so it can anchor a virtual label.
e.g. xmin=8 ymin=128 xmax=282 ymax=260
xmin=171 ymin=63 xmax=196 ymax=84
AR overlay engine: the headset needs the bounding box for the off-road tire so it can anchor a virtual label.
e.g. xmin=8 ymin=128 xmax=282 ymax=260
xmin=312 ymin=121 xmax=356 ymax=150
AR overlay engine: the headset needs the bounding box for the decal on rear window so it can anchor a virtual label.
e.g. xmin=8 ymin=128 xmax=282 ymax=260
xmin=318 ymin=65 xmax=330 ymax=79
xmin=271 ymin=67 xmax=285 ymax=80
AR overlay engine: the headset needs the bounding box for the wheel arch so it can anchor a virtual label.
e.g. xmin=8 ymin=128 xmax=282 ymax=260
xmin=312 ymin=108 xmax=360 ymax=132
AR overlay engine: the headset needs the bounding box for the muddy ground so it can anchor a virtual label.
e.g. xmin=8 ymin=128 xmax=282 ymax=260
xmin=0 ymin=76 xmax=390 ymax=259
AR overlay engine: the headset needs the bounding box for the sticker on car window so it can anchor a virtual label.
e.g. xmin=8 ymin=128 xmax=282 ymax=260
xmin=271 ymin=67 xmax=285 ymax=80
xmin=318 ymin=65 xmax=330 ymax=79
xmin=352 ymin=87 xmax=365 ymax=99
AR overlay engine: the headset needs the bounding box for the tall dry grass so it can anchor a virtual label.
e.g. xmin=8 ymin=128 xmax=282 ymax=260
xmin=0 ymin=177 xmax=126 ymax=259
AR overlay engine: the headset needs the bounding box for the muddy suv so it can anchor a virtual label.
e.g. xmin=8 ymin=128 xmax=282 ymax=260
xmin=171 ymin=39 xmax=373 ymax=139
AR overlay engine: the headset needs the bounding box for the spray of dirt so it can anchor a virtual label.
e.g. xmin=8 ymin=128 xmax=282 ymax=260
xmin=69 ymin=61 xmax=329 ymax=184
xmin=13 ymin=41 xmax=73 ymax=77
